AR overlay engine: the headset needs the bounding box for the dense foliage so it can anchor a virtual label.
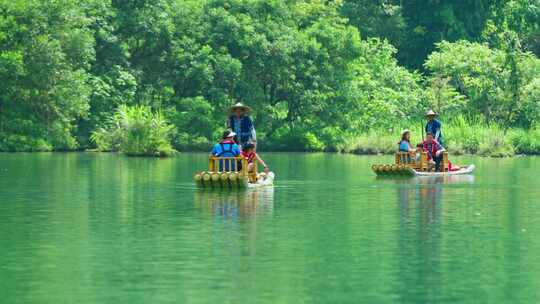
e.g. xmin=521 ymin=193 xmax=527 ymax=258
xmin=1 ymin=0 xmax=540 ymax=155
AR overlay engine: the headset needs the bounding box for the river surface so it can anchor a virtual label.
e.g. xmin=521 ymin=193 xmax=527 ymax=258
xmin=0 ymin=153 xmax=539 ymax=303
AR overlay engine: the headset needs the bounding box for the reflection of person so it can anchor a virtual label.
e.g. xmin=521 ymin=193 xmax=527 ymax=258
xmin=425 ymin=110 xmax=444 ymax=147
xmin=398 ymin=129 xmax=415 ymax=153
xmin=395 ymin=177 xmax=443 ymax=301
xmin=422 ymin=133 xmax=445 ymax=171
xmin=194 ymin=187 xmax=274 ymax=219
xmin=228 ymin=103 xmax=256 ymax=149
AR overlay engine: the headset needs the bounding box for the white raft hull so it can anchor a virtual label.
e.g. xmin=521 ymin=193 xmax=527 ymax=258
xmin=412 ymin=165 xmax=475 ymax=177
xmin=247 ymin=172 xmax=275 ymax=188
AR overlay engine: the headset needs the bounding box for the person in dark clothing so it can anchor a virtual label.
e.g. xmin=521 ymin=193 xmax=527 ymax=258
xmin=425 ymin=109 xmax=444 ymax=147
xmin=228 ymin=103 xmax=256 ymax=149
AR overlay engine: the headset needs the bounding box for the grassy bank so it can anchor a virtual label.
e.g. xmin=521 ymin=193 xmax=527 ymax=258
xmin=340 ymin=119 xmax=540 ymax=157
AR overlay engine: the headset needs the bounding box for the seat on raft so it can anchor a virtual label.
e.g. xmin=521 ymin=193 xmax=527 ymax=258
xmin=395 ymin=151 xmax=449 ymax=172
xmin=208 ymin=156 xmax=258 ymax=177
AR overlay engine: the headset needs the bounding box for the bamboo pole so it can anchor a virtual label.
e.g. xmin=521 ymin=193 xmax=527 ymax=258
xmin=202 ymin=172 xmax=211 ymax=186
xmin=211 ymin=172 xmax=220 ymax=187
xmin=220 ymin=172 xmax=229 ymax=187
xmin=228 ymin=172 xmax=238 ymax=187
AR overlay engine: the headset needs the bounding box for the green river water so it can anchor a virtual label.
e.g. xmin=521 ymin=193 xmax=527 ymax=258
xmin=1 ymin=153 xmax=539 ymax=303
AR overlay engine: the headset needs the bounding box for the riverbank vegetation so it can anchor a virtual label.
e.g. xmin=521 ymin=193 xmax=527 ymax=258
xmin=90 ymin=105 xmax=176 ymax=156
xmin=1 ymin=0 xmax=539 ymax=156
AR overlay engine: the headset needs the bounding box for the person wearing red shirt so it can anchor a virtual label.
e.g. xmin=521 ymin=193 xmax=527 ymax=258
xmin=241 ymin=143 xmax=269 ymax=182
xmin=423 ymin=132 xmax=445 ymax=171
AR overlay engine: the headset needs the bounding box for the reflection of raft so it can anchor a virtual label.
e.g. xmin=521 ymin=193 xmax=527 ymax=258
xmin=372 ymin=152 xmax=475 ymax=177
xmin=194 ymin=156 xmax=274 ymax=189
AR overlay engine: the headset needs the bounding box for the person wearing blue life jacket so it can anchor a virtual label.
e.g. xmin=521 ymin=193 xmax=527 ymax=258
xmin=228 ymin=103 xmax=256 ymax=149
xmin=211 ymin=130 xmax=240 ymax=171
xmin=425 ymin=109 xmax=444 ymax=147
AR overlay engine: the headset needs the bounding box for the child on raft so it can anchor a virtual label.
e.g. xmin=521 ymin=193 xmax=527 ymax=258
xmin=416 ymin=143 xmax=424 ymax=162
xmin=241 ymin=143 xmax=269 ymax=182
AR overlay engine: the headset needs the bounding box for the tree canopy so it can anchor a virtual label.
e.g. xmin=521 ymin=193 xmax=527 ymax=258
xmin=1 ymin=0 xmax=540 ymax=153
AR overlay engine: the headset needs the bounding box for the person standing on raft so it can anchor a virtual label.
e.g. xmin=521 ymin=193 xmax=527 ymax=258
xmin=425 ymin=110 xmax=444 ymax=147
xmin=228 ymin=103 xmax=256 ymax=150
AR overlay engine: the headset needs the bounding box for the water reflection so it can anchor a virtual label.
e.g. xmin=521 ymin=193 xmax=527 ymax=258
xmin=193 ymin=188 xmax=275 ymax=266
xmin=391 ymin=175 xmax=475 ymax=302
xmin=194 ymin=188 xmax=275 ymax=220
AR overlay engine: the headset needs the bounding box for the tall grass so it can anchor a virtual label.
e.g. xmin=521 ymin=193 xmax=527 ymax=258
xmin=340 ymin=130 xmax=400 ymax=154
xmin=511 ymin=127 xmax=540 ymax=155
xmin=91 ymin=105 xmax=176 ymax=157
xmin=340 ymin=116 xmax=539 ymax=157
xmin=445 ymin=116 xmax=514 ymax=157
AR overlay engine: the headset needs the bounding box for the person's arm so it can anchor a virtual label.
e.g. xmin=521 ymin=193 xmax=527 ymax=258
xmin=251 ymin=128 xmax=257 ymax=142
xmin=248 ymin=117 xmax=256 ymax=141
xmin=246 ymin=116 xmax=257 ymax=151
xmin=435 ymin=142 xmax=445 ymax=156
xmin=255 ymin=153 xmax=269 ymax=172
xmin=434 ymin=120 xmax=442 ymax=141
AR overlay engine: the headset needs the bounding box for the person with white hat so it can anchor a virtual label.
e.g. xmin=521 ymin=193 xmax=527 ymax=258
xmin=211 ymin=130 xmax=241 ymax=171
xmin=228 ymin=102 xmax=256 ymax=149
xmin=425 ymin=109 xmax=444 ymax=146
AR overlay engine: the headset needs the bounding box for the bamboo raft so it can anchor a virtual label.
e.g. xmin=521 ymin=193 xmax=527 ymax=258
xmin=194 ymin=156 xmax=274 ymax=189
xmin=372 ymin=152 xmax=475 ymax=177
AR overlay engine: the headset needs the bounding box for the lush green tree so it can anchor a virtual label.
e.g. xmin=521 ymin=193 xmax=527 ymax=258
xmin=0 ymin=0 xmax=94 ymax=151
xmin=484 ymin=0 xmax=540 ymax=56
xmin=425 ymin=40 xmax=540 ymax=127
xmin=346 ymin=39 xmax=424 ymax=131
xmin=1 ymin=0 xmax=540 ymax=153
xmin=341 ymin=0 xmax=405 ymax=48
xmin=400 ymin=0 xmax=494 ymax=68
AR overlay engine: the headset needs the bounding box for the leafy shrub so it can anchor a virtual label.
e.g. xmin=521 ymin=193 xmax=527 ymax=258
xmin=512 ymin=127 xmax=540 ymax=155
xmin=0 ymin=134 xmax=52 ymax=152
xmin=91 ymin=105 xmax=176 ymax=157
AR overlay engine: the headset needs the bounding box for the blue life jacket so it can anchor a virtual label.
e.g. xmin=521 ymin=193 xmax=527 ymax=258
xmin=215 ymin=143 xmax=236 ymax=157
xmin=212 ymin=142 xmax=240 ymax=171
